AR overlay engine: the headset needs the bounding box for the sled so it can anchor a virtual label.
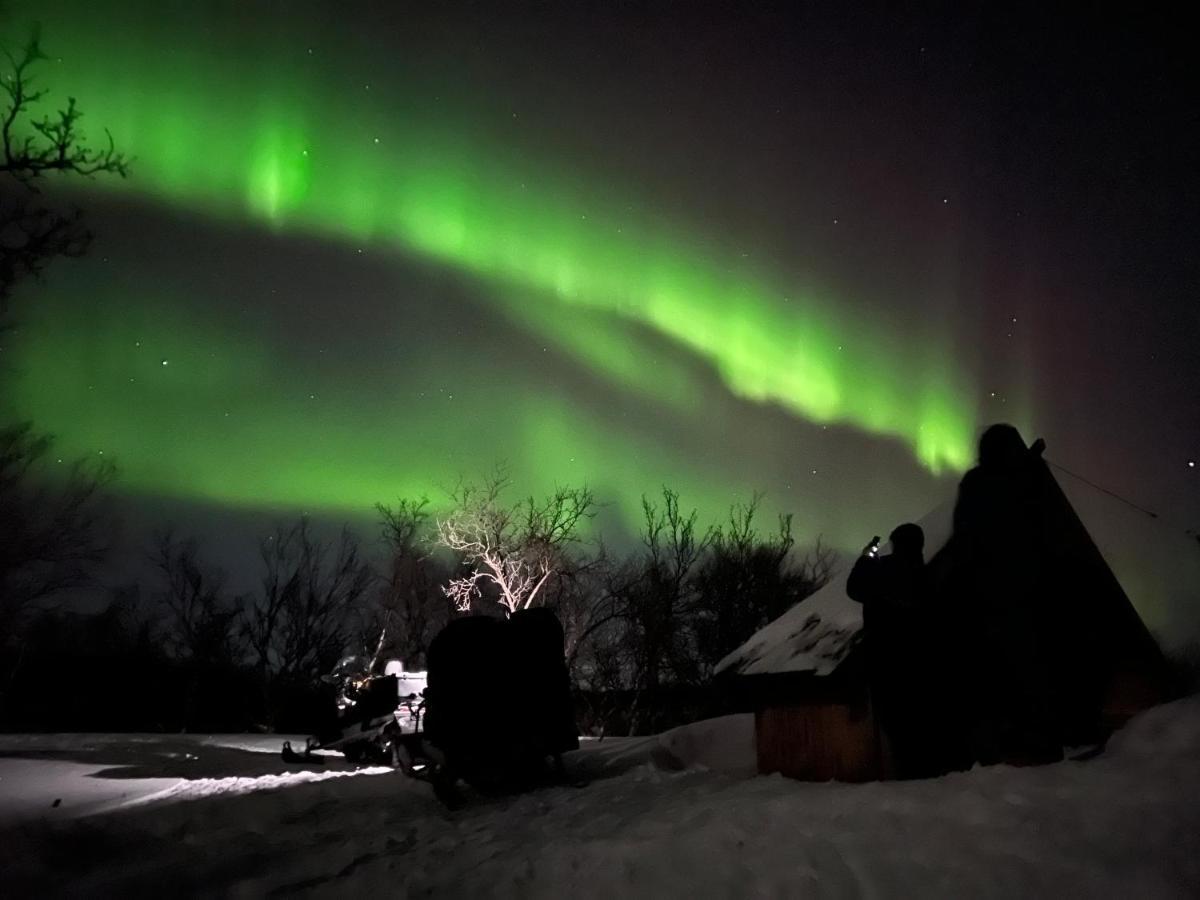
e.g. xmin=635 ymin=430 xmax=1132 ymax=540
xmin=281 ymin=653 xmax=429 ymax=767
xmin=419 ymin=609 xmax=580 ymax=804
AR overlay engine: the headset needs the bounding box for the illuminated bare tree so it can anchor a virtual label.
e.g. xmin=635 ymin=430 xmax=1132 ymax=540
xmin=1 ymin=27 xmax=129 ymax=315
xmin=436 ymin=469 xmax=596 ymax=616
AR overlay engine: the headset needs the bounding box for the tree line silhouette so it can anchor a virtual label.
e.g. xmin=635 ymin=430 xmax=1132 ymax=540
xmin=0 ymin=470 xmax=833 ymax=734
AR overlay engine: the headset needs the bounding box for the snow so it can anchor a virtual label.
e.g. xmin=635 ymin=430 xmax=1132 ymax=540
xmin=2 ymin=700 xmax=1199 ymax=896
xmin=653 ymin=713 xmax=756 ymax=774
xmin=716 ymin=463 xmax=1200 ymax=677
xmin=0 ymin=733 xmax=375 ymax=822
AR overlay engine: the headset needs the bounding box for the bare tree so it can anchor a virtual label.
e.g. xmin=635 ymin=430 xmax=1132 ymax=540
xmin=150 ymin=531 xmax=248 ymax=730
xmin=618 ymin=488 xmax=712 ymax=697
xmin=545 ymin=537 xmax=614 ymax=670
xmin=1 ymin=27 xmax=129 ymax=315
xmin=368 ymin=497 xmax=450 ymax=668
xmin=0 ymin=28 xmax=127 ymax=690
xmin=436 ymin=468 xmax=596 ymax=616
xmin=0 ymin=423 xmax=113 ymax=709
xmin=151 ymin=530 xmax=242 ymax=664
xmin=0 ymin=422 xmax=112 ymax=640
xmin=242 ymin=518 xmax=375 ymax=686
xmin=693 ymin=493 xmax=835 ymax=670
xmin=565 ymin=489 xmax=835 ymax=734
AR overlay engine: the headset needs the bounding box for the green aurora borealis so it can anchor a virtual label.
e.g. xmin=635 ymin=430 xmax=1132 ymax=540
xmin=2 ymin=4 xmax=1006 ymax=545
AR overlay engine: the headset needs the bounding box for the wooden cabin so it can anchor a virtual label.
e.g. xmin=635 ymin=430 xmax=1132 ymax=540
xmin=717 ymin=432 xmax=1185 ymax=781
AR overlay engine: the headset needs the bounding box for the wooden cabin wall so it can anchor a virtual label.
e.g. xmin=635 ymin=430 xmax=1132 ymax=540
xmin=1103 ymin=653 xmax=1171 ymax=729
xmin=755 ymin=699 xmax=887 ymax=782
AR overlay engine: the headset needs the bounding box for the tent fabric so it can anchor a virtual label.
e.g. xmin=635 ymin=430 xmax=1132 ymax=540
xmin=715 ymin=463 xmax=1197 ymax=679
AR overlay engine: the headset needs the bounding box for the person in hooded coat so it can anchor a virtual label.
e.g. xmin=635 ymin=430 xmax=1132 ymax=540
xmin=847 ymin=522 xmax=937 ymax=778
xmin=949 ymin=423 xmax=1064 ymax=766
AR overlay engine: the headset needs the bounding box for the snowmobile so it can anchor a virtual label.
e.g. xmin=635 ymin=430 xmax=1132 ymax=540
xmin=281 ymin=655 xmax=434 ymax=774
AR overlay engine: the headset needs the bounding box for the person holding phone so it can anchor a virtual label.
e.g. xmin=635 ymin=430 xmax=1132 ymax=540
xmin=847 ymin=522 xmax=932 ymax=778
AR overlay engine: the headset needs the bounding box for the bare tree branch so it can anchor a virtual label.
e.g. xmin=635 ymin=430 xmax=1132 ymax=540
xmin=241 ymin=518 xmax=375 ymax=688
xmin=0 ymin=423 xmax=113 ymax=644
xmin=151 ymin=529 xmax=243 ymax=664
xmin=1 ymin=27 xmax=129 ymax=315
xmin=435 ymin=469 xmax=597 ymax=616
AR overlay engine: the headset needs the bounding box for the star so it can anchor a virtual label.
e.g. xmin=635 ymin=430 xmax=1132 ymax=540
xmin=1189 ymin=460 xmax=1196 ymax=469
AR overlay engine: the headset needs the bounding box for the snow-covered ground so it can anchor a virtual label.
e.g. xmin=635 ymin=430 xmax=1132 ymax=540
xmin=2 ymin=701 xmax=1199 ymax=897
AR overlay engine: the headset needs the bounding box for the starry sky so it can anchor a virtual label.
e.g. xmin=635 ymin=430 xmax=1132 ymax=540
xmin=2 ymin=3 xmax=1197 ymax=614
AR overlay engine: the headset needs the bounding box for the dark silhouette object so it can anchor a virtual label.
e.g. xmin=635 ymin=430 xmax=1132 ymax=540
xmin=424 ymin=608 xmax=578 ymax=802
xmin=509 ymin=608 xmax=580 ymax=764
xmin=0 ymin=423 xmax=113 ymax=705
xmin=847 ymin=522 xmax=938 ymax=778
xmin=719 ymin=425 xmax=1174 ymax=783
xmin=949 ymin=424 xmax=1108 ymax=766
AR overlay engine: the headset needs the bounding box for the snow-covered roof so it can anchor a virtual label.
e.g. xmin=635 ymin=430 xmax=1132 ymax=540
xmin=713 ymin=497 xmax=954 ymax=678
xmin=715 ymin=464 xmax=1200 ymax=678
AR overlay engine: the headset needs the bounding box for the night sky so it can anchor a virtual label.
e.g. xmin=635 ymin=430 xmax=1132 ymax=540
xmin=3 ymin=4 xmax=1197 ymax=610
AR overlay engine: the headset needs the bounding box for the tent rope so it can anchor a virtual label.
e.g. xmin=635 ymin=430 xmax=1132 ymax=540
xmin=1045 ymin=458 xmax=1160 ymax=520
